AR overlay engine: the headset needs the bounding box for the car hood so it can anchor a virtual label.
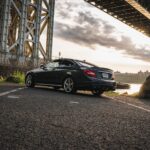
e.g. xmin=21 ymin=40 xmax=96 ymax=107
xmin=27 ymin=68 xmax=42 ymax=74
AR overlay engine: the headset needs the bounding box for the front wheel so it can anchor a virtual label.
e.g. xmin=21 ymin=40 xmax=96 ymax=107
xmin=92 ymin=90 xmax=104 ymax=96
xmin=63 ymin=77 xmax=76 ymax=93
xmin=25 ymin=74 xmax=35 ymax=88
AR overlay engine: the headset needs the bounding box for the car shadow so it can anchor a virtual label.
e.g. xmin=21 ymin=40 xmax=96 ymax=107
xmin=31 ymin=85 xmax=110 ymax=100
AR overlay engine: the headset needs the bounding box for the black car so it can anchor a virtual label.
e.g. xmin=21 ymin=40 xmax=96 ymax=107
xmin=25 ymin=58 xmax=116 ymax=96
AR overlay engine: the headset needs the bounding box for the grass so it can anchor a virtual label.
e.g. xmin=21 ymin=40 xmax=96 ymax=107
xmin=0 ymin=76 xmax=6 ymax=83
xmin=104 ymin=91 xmax=120 ymax=97
xmin=130 ymin=92 xmax=139 ymax=98
xmin=6 ymin=71 xmax=25 ymax=85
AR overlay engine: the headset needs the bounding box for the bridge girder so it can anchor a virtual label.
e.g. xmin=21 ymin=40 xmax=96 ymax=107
xmin=0 ymin=0 xmax=55 ymax=67
xmin=85 ymin=0 xmax=150 ymax=37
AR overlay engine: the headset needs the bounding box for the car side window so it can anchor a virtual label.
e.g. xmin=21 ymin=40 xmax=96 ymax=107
xmin=46 ymin=62 xmax=59 ymax=70
xmin=60 ymin=60 xmax=74 ymax=67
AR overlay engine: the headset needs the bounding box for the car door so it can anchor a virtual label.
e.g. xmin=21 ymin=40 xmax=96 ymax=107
xmin=54 ymin=60 xmax=76 ymax=84
xmin=43 ymin=60 xmax=67 ymax=85
xmin=35 ymin=61 xmax=59 ymax=84
xmin=36 ymin=60 xmax=76 ymax=85
xmin=43 ymin=61 xmax=60 ymax=84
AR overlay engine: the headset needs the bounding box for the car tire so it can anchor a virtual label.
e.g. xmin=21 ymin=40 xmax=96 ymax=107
xmin=25 ymin=74 xmax=35 ymax=88
xmin=92 ymin=90 xmax=104 ymax=96
xmin=63 ymin=77 xmax=76 ymax=93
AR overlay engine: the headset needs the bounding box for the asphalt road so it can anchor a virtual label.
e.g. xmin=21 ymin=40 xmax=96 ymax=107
xmin=0 ymin=83 xmax=150 ymax=150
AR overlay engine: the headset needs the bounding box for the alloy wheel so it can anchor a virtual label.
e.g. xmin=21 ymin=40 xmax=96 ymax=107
xmin=63 ymin=77 xmax=74 ymax=93
xmin=25 ymin=74 xmax=34 ymax=87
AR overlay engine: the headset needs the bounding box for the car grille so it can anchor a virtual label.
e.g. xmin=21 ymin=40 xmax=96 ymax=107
xmin=97 ymin=72 xmax=112 ymax=80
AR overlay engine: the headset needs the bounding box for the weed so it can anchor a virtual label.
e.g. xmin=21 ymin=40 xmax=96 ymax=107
xmin=6 ymin=71 xmax=25 ymax=84
xmin=104 ymin=91 xmax=119 ymax=97
xmin=0 ymin=76 xmax=6 ymax=83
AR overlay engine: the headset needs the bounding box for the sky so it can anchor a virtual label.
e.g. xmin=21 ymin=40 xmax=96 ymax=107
xmin=51 ymin=0 xmax=150 ymax=73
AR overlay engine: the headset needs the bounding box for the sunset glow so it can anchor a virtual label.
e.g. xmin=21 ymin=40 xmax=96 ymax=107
xmin=50 ymin=0 xmax=150 ymax=73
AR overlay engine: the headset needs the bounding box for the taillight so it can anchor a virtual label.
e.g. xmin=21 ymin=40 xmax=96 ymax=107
xmin=83 ymin=70 xmax=96 ymax=78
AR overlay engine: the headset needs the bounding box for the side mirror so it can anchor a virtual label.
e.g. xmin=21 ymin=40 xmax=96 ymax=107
xmin=40 ymin=64 xmax=46 ymax=70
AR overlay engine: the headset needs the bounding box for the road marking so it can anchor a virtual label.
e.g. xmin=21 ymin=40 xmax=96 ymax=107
xmin=7 ymin=95 xmax=20 ymax=99
xmin=0 ymin=87 xmax=25 ymax=97
xmin=118 ymin=100 xmax=150 ymax=112
xmin=105 ymin=96 xmax=150 ymax=113
xmin=70 ymin=101 xmax=79 ymax=104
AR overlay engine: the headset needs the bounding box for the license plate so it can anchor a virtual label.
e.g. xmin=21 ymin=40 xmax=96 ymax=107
xmin=102 ymin=73 xmax=109 ymax=78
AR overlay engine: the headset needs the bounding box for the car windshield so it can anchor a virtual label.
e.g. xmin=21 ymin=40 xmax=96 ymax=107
xmin=76 ymin=61 xmax=96 ymax=68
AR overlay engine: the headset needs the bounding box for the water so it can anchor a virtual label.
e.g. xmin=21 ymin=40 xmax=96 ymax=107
xmin=116 ymin=84 xmax=142 ymax=95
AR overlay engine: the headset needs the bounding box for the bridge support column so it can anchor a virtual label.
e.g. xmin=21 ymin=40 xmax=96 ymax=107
xmin=33 ymin=0 xmax=42 ymax=67
xmin=0 ymin=0 xmax=11 ymax=65
xmin=17 ymin=0 xmax=28 ymax=65
xmin=0 ymin=0 xmax=55 ymax=68
xmin=46 ymin=0 xmax=55 ymax=62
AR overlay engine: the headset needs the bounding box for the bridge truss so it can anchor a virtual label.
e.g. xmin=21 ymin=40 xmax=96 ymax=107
xmin=0 ymin=0 xmax=55 ymax=67
xmin=0 ymin=0 xmax=150 ymax=68
xmin=85 ymin=0 xmax=150 ymax=37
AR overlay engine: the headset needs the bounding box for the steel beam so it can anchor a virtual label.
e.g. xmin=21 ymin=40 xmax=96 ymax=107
xmin=85 ymin=0 xmax=150 ymax=37
xmin=18 ymin=0 xmax=28 ymax=64
xmin=0 ymin=0 xmax=55 ymax=67
xmin=1 ymin=0 xmax=11 ymax=53
xmin=46 ymin=0 xmax=55 ymax=62
xmin=33 ymin=0 xmax=42 ymax=66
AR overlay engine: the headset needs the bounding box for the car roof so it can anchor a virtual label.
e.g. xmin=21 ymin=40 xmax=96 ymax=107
xmin=54 ymin=58 xmax=89 ymax=63
xmin=54 ymin=58 xmax=97 ymax=66
xmin=54 ymin=58 xmax=75 ymax=61
xmin=53 ymin=58 xmax=113 ymax=71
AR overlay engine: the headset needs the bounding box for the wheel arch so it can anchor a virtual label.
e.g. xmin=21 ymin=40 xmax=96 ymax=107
xmin=25 ymin=72 xmax=35 ymax=87
xmin=62 ymin=75 xmax=76 ymax=85
xmin=25 ymin=72 xmax=35 ymax=80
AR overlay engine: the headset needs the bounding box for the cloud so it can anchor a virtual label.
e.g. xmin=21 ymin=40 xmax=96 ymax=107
xmin=54 ymin=0 xmax=150 ymax=62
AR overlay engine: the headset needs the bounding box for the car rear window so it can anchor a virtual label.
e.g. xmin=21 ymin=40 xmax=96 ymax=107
xmin=76 ymin=61 xmax=96 ymax=68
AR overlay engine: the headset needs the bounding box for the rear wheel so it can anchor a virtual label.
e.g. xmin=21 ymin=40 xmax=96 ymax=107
xmin=63 ymin=77 xmax=76 ymax=93
xmin=25 ymin=74 xmax=35 ymax=87
xmin=92 ymin=90 xmax=104 ymax=96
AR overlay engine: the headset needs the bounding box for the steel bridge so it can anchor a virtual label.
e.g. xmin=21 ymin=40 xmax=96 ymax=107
xmin=0 ymin=0 xmax=55 ymax=67
xmin=85 ymin=0 xmax=150 ymax=37
xmin=0 ymin=0 xmax=150 ymax=68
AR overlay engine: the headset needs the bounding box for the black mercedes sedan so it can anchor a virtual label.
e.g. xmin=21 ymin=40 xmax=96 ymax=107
xmin=25 ymin=58 xmax=116 ymax=96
